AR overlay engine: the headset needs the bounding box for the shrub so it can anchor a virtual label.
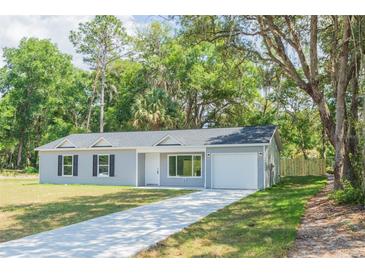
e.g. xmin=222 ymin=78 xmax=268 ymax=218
xmin=23 ymin=166 xmax=38 ymax=174
xmin=330 ymin=180 xmax=365 ymax=206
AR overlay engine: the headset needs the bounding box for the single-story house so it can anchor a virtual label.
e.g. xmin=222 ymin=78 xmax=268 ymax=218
xmin=35 ymin=125 xmax=281 ymax=190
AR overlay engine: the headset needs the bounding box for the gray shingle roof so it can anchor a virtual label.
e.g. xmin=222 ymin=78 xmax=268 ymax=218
xmin=35 ymin=125 xmax=278 ymax=150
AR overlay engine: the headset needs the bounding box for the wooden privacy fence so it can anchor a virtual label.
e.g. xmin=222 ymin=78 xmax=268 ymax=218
xmin=280 ymin=157 xmax=326 ymax=176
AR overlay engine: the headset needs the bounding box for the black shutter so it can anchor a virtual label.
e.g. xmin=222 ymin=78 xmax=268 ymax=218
xmin=58 ymin=155 xmax=62 ymax=176
xmin=110 ymin=154 xmax=115 ymax=177
xmin=93 ymin=155 xmax=97 ymax=176
xmin=73 ymin=155 xmax=78 ymax=176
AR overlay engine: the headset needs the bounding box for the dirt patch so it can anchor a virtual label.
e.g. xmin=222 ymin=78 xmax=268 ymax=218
xmin=289 ymin=176 xmax=365 ymax=258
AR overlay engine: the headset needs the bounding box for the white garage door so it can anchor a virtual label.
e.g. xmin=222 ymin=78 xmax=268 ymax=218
xmin=212 ymin=153 xmax=258 ymax=189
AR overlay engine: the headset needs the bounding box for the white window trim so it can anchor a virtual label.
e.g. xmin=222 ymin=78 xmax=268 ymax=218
xmin=97 ymin=154 xmax=110 ymax=177
xmin=62 ymin=155 xmax=73 ymax=177
xmin=167 ymin=154 xmax=203 ymax=178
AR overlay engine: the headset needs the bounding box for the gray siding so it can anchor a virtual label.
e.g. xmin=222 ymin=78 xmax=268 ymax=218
xmin=138 ymin=153 xmax=145 ymax=186
xmin=265 ymin=138 xmax=280 ymax=187
xmin=39 ymin=149 xmax=136 ymax=186
xmin=206 ymin=146 xmax=265 ymax=189
xmin=159 ymin=152 xmax=205 ymax=187
xmin=39 ymin=143 xmax=279 ymax=189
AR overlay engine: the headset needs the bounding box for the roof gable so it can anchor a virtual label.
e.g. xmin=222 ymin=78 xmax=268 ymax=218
xmin=154 ymin=135 xmax=183 ymax=146
xmin=272 ymin=128 xmax=283 ymax=151
xmin=90 ymin=137 xmax=112 ymax=148
xmin=55 ymin=139 xmax=76 ymax=148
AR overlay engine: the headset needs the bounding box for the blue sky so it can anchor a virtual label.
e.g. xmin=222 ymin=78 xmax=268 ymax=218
xmin=0 ymin=15 xmax=158 ymax=69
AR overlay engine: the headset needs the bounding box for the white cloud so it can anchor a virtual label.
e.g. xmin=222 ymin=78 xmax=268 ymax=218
xmin=0 ymin=15 xmax=143 ymax=69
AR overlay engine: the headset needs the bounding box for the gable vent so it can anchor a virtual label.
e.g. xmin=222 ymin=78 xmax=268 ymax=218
xmin=55 ymin=139 xmax=76 ymax=149
xmin=154 ymin=135 xmax=183 ymax=146
xmin=90 ymin=137 xmax=112 ymax=148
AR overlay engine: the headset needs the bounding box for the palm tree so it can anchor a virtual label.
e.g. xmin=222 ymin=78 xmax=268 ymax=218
xmin=132 ymin=89 xmax=180 ymax=130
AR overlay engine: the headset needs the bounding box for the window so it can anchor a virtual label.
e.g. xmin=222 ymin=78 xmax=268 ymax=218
xmin=98 ymin=154 xmax=109 ymax=177
xmin=168 ymin=155 xmax=202 ymax=177
xmin=63 ymin=155 xmax=73 ymax=176
xmin=169 ymin=156 xmax=177 ymax=176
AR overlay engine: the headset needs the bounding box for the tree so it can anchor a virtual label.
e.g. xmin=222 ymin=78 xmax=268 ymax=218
xmin=41 ymin=68 xmax=91 ymax=143
xmin=131 ymin=88 xmax=181 ymax=130
xmin=175 ymin=15 xmax=365 ymax=189
xmin=271 ymin=78 xmax=323 ymax=159
xmin=0 ymin=38 xmax=78 ymax=167
xmin=0 ymin=94 xmax=17 ymax=169
xmin=70 ymin=15 xmax=129 ymax=132
xmin=133 ymin=22 xmax=263 ymax=129
xmin=1 ymin=16 xmax=362 ymax=186
xmin=255 ymin=16 xmax=361 ymax=189
xmin=103 ymin=59 xmax=147 ymax=131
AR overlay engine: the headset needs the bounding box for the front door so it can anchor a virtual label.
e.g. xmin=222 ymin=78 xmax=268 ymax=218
xmin=145 ymin=153 xmax=160 ymax=185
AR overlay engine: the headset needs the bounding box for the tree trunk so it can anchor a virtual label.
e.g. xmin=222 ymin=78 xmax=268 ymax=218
xmin=86 ymin=69 xmax=100 ymax=132
xmin=309 ymin=87 xmax=336 ymax=147
xmin=362 ymin=95 xmax=365 ymax=192
xmin=184 ymin=95 xmax=193 ymax=128
xmin=344 ymin=75 xmax=361 ymax=186
xmin=16 ymin=136 xmax=24 ymax=168
xmin=100 ymin=63 xmax=106 ymax=133
xmin=8 ymin=151 xmax=13 ymax=168
xmin=343 ymin=153 xmax=352 ymax=180
xmin=333 ymin=16 xmax=351 ymax=190
xmin=321 ymin=124 xmax=326 ymax=159
xmin=86 ymin=94 xmax=95 ymax=132
xmin=302 ymin=148 xmax=308 ymax=160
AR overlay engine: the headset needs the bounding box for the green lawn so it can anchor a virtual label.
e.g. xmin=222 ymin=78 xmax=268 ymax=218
xmin=0 ymin=178 xmax=194 ymax=243
xmin=0 ymin=169 xmax=38 ymax=178
xmin=137 ymin=176 xmax=327 ymax=258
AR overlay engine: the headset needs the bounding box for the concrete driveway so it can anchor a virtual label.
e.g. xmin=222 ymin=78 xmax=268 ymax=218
xmin=0 ymin=189 xmax=255 ymax=258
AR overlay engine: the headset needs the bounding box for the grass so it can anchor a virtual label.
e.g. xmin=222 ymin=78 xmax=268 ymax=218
xmin=137 ymin=176 xmax=327 ymax=258
xmin=0 ymin=169 xmax=38 ymax=177
xmin=0 ymin=178 xmax=194 ymax=243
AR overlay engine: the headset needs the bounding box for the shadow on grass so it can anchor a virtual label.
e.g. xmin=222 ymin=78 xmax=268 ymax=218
xmin=0 ymin=188 xmax=193 ymax=243
xmin=138 ymin=176 xmax=327 ymax=258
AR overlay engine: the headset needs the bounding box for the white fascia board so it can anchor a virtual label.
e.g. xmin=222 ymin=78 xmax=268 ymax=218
xmin=137 ymin=146 xmax=205 ymax=153
xmin=35 ymin=146 xmax=205 ymax=152
xmin=35 ymin=143 xmax=269 ymax=152
xmin=36 ymin=147 xmax=133 ymax=152
xmin=205 ymin=143 xmax=269 ymax=148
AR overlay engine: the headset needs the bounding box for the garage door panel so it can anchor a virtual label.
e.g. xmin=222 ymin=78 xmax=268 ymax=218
xmin=212 ymin=153 xmax=258 ymax=189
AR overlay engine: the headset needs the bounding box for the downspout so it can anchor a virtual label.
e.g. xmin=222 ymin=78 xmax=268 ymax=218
xmin=135 ymin=152 xmax=138 ymax=187
xmin=204 ymin=147 xmax=207 ymax=189
xmin=263 ymin=146 xmax=266 ymax=189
